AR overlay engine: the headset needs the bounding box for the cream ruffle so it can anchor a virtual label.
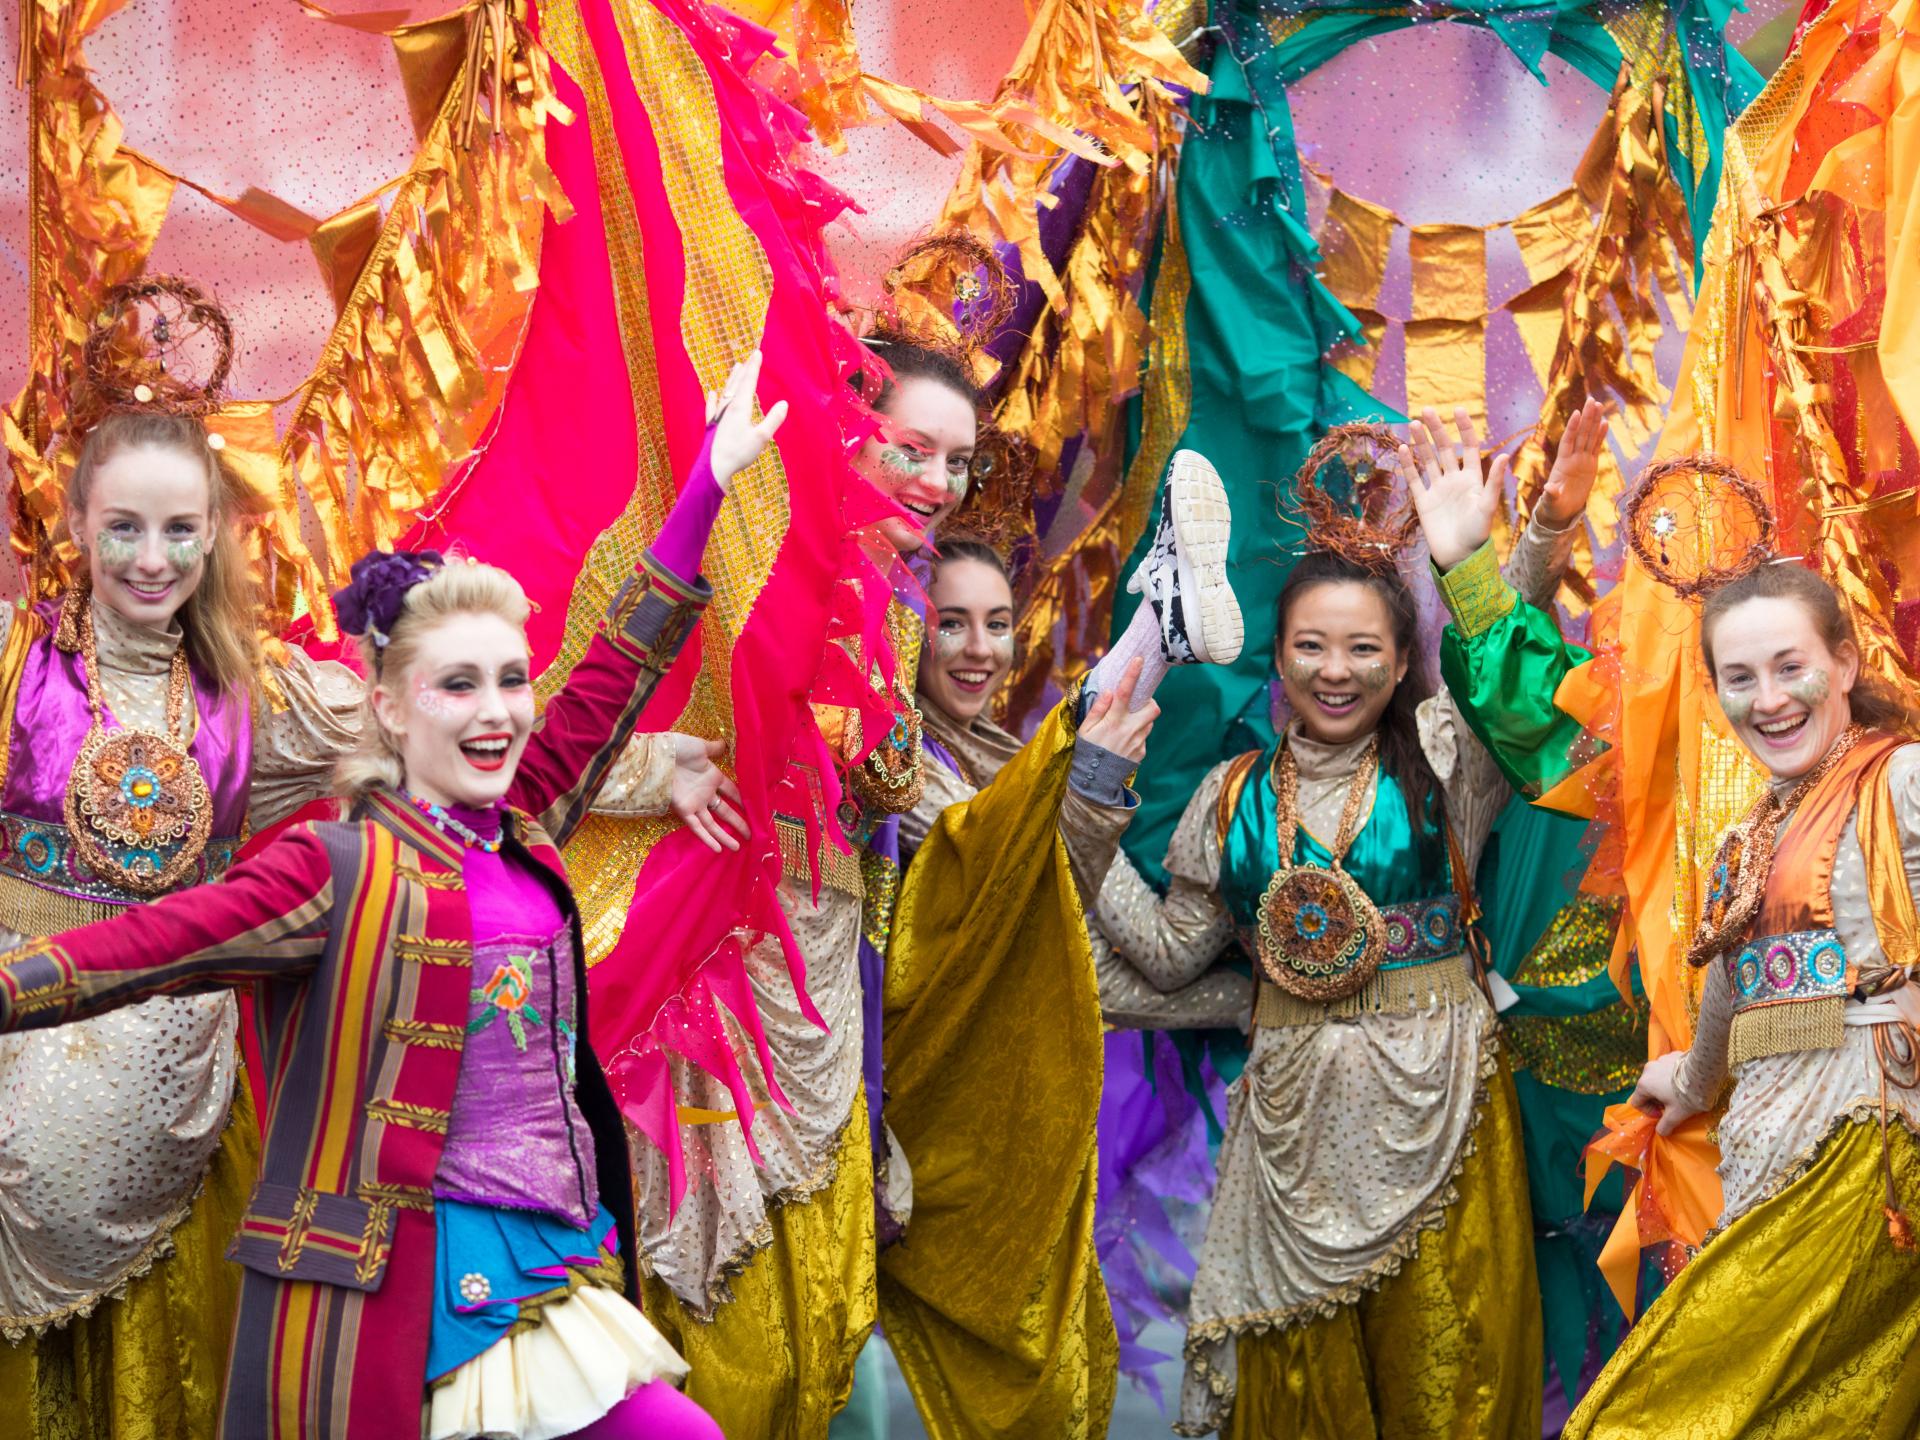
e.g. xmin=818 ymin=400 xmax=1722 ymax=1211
xmin=426 ymin=1286 xmax=689 ymax=1440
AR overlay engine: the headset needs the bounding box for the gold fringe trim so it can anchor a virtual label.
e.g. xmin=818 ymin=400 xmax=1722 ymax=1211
xmin=1728 ymin=997 xmax=1848 ymax=1067
xmin=775 ymin=815 xmax=863 ymax=898
xmin=0 ymin=871 xmax=128 ymax=937
xmin=1175 ymin=1017 xmax=1504 ymax=1433
xmin=1253 ymin=953 xmax=1476 ymax=1028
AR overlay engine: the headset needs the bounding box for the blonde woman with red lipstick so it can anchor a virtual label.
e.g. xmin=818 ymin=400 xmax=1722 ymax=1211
xmin=1419 ymin=439 xmax=1920 ymax=1437
xmin=1084 ymin=410 xmax=1597 ymax=1438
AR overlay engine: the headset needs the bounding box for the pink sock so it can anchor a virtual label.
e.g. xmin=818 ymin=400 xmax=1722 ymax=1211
xmin=1084 ymin=601 xmax=1170 ymax=713
xmin=571 ymin=1380 xmax=723 ymax=1440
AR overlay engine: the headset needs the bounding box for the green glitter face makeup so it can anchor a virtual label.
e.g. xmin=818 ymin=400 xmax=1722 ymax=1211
xmin=1357 ymin=661 xmax=1392 ymax=694
xmin=878 ymin=445 xmax=926 ymax=479
xmin=1718 ymin=687 xmax=1755 ymax=726
xmin=1786 ymin=669 xmax=1831 ymax=708
xmin=94 ymin=529 xmax=139 ymax=571
xmin=165 ymin=535 xmax=206 ymax=574
xmin=1282 ymin=657 xmax=1322 ymax=688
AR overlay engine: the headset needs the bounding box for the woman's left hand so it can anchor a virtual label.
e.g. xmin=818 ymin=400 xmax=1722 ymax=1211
xmin=1534 ymin=397 xmax=1610 ymax=531
xmin=1080 ymin=657 xmax=1158 ymax=763
xmin=708 ymin=349 xmax=790 ymax=492
xmin=670 ymin=735 xmax=748 ymax=852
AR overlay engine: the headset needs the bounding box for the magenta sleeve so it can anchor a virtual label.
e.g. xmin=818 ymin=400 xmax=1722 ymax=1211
xmin=648 ymin=424 xmax=724 ymax=580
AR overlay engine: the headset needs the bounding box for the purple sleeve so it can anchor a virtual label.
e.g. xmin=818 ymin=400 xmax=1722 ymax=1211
xmin=648 ymin=424 xmax=724 ymax=580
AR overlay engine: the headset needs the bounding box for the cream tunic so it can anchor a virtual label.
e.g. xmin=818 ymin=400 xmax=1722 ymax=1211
xmin=1676 ymin=743 xmax=1920 ymax=1225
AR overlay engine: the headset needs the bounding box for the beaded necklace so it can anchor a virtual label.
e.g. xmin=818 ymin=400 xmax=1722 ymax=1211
xmin=402 ymin=789 xmax=504 ymax=854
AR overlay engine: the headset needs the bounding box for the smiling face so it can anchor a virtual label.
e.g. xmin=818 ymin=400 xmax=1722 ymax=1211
xmin=920 ymin=556 xmax=1015 ymax=722
xmin=370 ymin=612 xmax=537 ymax=810
xmin=1277 ymin=580 xmax=1408 ymax=746
xmin=855 ymin=375 xmax=978 ymax=555
xmin=1706 ymin=594 xmax=1858 ymax=782
xmin=70 ymin=443 xmax=213 ymax=630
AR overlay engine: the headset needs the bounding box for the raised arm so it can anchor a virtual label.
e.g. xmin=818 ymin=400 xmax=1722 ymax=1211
xmin=512 ymin=352 xmax=785 ymax=845
xmin=1405 ymin=402 xmax=1606 ymax=798
xmin=0 ymin=825 xmax=335 ymax=1032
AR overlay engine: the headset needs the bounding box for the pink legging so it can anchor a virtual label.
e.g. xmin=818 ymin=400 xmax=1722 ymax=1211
xmin=571 ymin=1380 xmax=723 ymax=1439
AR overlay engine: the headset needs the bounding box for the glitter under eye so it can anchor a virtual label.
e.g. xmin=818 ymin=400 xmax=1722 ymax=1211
xmin=95 ymin=530 xmax=140 ymax=570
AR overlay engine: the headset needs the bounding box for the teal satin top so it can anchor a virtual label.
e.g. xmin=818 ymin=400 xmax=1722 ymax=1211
xmin=1217 ymin=737 xmax=1456 ymax=934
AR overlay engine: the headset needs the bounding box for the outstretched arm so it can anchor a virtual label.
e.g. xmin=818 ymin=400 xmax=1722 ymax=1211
xmin=0 ymin=827 xmax=335 ymax=1032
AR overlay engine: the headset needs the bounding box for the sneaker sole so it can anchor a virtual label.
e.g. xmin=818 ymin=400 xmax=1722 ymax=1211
xmin=1165 ymin=448 xmax=1243 ymax=665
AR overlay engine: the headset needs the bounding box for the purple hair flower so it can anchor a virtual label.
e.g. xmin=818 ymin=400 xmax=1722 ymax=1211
xmin=333 ymin=549 xmax=444 ymax=654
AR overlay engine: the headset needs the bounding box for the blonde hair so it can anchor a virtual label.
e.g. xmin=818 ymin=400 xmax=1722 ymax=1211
xmin=67 ymin=410 xmax=261 ymax=697
xmin=334 ymin=560 xmax=531 ymax=801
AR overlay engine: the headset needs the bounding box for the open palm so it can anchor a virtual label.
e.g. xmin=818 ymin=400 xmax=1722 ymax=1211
xmin=1399 ymin=407 xmax=1506 ymax=571
xmin=707 ymin=348 xmax=789 ymax=492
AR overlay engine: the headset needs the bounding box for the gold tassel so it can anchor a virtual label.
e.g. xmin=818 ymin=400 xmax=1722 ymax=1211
xmin=1727 ymin=997 xmax=1847 ymax=1067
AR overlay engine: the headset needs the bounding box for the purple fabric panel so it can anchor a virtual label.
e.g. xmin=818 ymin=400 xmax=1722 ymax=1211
xmin=983 ymin=157 xmax=1101 ymax=386
xmin=3 ymin=610 xmax=252 ymax=837
xmin=647 ymin=423 xmax=723 ymax=579
xmin=576 ymin=1380 xmax=724 ymax=1440
xmin=1095 ymin=1029 xmax=1221 ymax=1405
xmin=858 ymin=812 xmax=900 ymax=1186
xmin=434 ymin=821 xmax=600 ymax=1226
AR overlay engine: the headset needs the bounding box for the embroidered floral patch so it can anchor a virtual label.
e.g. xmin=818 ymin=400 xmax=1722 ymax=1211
xmin=467 ymin=952 xmax=545 ymax=1050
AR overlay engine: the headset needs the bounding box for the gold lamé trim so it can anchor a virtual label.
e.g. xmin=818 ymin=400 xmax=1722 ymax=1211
xmin=365 ymin=1097 xmax=451 ymax=1135
xmin=382 ymin=1019 xmax=464 ymax=1050
xmin=356 ymin=1180 xmax=435 ymax=1213
xmin=1252 ymin=952 xmax=1476 ymax=1027
xmin=1504 ymin=1001 xmax=1645 ymax=1096
xmin=397 ymin=864 xmax=461 ymax=891
xmin=1179 ymin=1016 xmax=1504 ymax=1386
xmin=395 ymin=934 xmax=471 ymax=966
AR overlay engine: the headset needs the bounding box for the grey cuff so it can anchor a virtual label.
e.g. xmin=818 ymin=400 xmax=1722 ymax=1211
xmin=1069 ymin=738 xmax=1136 ymax=809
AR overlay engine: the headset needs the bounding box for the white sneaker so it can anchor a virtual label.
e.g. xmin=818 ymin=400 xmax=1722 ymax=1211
xmin=1125 ymin=448 xmax=1243 ymax=665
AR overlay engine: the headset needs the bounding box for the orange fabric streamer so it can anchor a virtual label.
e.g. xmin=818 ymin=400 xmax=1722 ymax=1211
xmin=1582 ymin=1104 xmax=1724 ymax=1318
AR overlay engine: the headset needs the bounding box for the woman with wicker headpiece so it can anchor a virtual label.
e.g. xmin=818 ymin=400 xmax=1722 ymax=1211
xmin=1085 ymin=406 xmax=1600 ymax=1437
xmin=1415 ymin=432 xmax=1920 ymax=1438
xmin=0 ymin=283 xmax=761 ymax=1439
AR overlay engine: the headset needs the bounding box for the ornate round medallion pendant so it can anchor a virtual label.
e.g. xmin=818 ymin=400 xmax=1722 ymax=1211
xmin=65 ymin=724 xmax=215 ymax=895
xmin=1254 ymin=862 xmax=1388 ymax=1002
xmin=850 ymin=702 xmax=925 ymax=815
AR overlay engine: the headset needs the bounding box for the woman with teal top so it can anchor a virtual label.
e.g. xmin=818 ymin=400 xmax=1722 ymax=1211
xmin=1098 ymin=413 xmax=1595 ymax=1437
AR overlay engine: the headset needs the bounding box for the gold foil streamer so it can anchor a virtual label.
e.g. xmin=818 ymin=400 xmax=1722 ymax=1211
xmin=1404 ymin=319 xmax=1489 ymax=435
xmin=1318 ymin=189 xmax=1395 ymax=311
xmin=279 ymin=0 xmax=572 ymax=640
xmin=5 ymin=3 xmax=176 ymax=587
xmin=1408 ymin=223 xmax=1487 ymax=323
xmin=1509 ymin=187 xmax=1593 ymax=286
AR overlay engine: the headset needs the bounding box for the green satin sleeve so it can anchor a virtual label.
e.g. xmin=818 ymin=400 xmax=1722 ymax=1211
xmin=1433 ymin=540 xmax=1596 ymax=798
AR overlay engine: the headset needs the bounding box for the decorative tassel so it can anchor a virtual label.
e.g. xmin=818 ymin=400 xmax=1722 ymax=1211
xmin=1876 ymin=1025 xmax=1919 ymax=1252
xmin=1728 ymin=997 xmax=1847 ymax=1067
